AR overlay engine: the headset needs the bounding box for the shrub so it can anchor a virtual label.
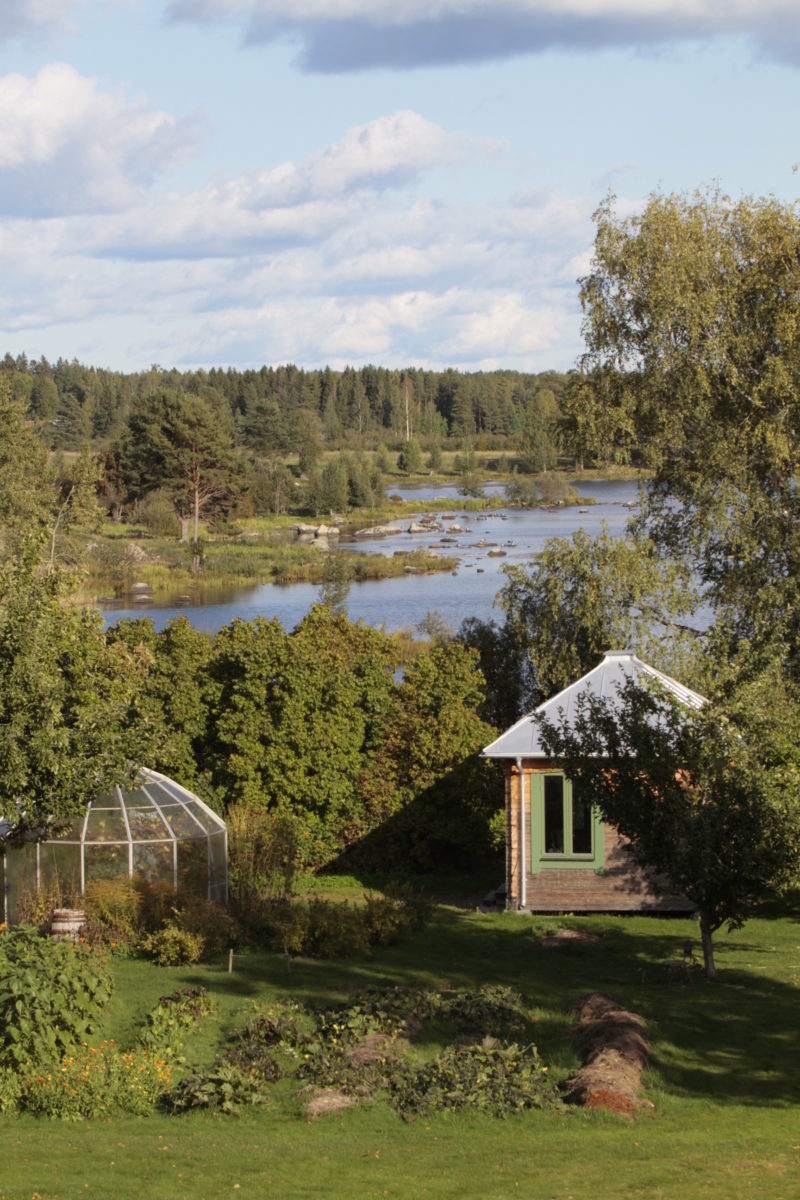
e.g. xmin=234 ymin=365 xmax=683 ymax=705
xmin=261 ymin=898 xmax=311 ymax=959
xmin=390 ymin=1039 xmax=562 ymax=1119
xmin=172 ymin=894 xmax=238 ymax=956
xmin=15 ymin=880 xmax=75 ymax=932
xmin=384 ymin=882 xmax=434 ymax=930
xmin=362 ymin=893 xmax=411 ymax=946
xmin=142 ymin=924 xmax=205 ymax=967
xmin=135 ymin=880 xmax=178 ymax=933
xmin=304 ymin=899 xmax=371 ymax=958
xmin=260 ymin=890 xmax=433 ymax=961
xmin=227 ymin=806 xmax=300 ymax=933
xmin=83 ymin=877 xmax=142 ymax=953
xmin=488 ymin=809 xmax=506 ymax=853
xmin=139 ymin=488 xmax=179 ymax=536
xmin=536 ymin=472 xmax=579 ymax=506
xmin=0 ymin=927 xmax=113 ymax=1069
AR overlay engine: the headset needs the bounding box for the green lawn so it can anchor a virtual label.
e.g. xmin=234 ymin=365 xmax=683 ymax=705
xmin=3 ymin=899 xmax=800 ymax=1200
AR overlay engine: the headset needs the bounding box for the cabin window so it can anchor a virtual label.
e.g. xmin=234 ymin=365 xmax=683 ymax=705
xmin=530 ymin=772 xmax=604 ymax=872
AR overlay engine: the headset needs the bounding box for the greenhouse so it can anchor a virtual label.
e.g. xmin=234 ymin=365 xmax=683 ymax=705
xmin=1 ymin=768 xmax=227 ymax=924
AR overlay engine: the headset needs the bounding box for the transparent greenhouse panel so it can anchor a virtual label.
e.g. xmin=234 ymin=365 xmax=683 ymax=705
xmin=124 ymin=788 xmax=158 ymax=809
xmin=177 ymin=838 xmax=207 ymax=894
xmin=92 ymin=790 xmax=123 ymax=809
xmin=85 ymin=843 xmax=129 ymax=885
xmin=177 ymin=801 xmax=216 ymax=833
xmin=160 ymin=804 xmax=206 ymax=839
xmin=132 ymin=841 xmax=174 ymax=886
xmin=84 ymin=807 xmax=129 ymax=843
xmin=208 ymin=832 xmax=227 ymax=890
xmin=55 ymin=813 xmax=87 ymax=841
xmin=127 ymin=808 xmax=172 ymax=841
xmin=4 ymin=843 xmax=37 ymax=924
xmin=38 ymin=842 xmax=82 ymax=904
xmin=3 ymin=770 xmax=228 ymax=924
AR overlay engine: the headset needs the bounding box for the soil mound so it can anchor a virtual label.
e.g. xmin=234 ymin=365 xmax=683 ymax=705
xmin=304 ymin=1087 xmax=357 ymax=1120
xmin=539 ymin=929 xmax=602 ymax=949
xmin=345 ymin=1032 xmax=397 ymax=1066
xmin=566 ymin=992 xmax=651 ymax=1118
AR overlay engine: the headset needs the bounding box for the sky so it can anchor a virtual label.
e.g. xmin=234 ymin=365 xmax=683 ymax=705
xmin=1 ymin=1 xmax=799 ymax=375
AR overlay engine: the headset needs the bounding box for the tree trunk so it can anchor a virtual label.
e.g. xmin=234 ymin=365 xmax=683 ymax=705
xmin=178 ymin=515 xmax=190 ymax=542
xmin=193 ymin=486 xmax=200 ymax=543
xmin=698 ymin=910 xmax=717 ymax=980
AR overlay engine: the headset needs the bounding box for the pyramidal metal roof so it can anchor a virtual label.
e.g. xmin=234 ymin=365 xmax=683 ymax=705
xmin=482 ymin=650 xmax=707 ymax=760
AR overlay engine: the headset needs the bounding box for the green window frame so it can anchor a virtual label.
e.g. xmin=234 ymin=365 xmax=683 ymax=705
xmin=530 ymin=772 xmax=604 ymax=873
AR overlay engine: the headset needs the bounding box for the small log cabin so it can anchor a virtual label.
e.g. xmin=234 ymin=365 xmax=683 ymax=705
xmin=482 ymin=650 xmax=704 ymax=913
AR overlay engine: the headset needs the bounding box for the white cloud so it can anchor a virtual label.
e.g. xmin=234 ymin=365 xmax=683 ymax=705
xmin=0 ymin=103 xmax=597 ymax=371
xmin=0 ymin=64 xmax=201 ymax=216
xmin=165 ymin=0 xmax=800 ymax=69
xmin=0 ymin=0 xmax=79 ymax=44
xmin=41 ymin=110 xmax=496 ymax=259
xmin=247 ymin=110 xmax=499 ymax=205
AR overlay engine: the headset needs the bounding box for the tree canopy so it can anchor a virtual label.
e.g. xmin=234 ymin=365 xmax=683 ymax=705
xmin=536 ymin=665 xmax=800 ymax=978
xmin=496 ymin=525 xmax=701 ymax=709
xmin=0 ymin=549 xmax=146 ymax=842
xmin=581 ymin=189 xmax=800 ymax=673
xmin=122 ymin=389 xmax=240 ymax=542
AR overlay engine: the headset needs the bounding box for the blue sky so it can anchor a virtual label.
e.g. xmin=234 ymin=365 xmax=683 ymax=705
xmin=1 ymin=0 xmax=799 ymax=373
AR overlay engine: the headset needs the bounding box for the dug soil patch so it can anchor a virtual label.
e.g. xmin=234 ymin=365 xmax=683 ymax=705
xmin=539 ymin=929 xmax=603 ymax=949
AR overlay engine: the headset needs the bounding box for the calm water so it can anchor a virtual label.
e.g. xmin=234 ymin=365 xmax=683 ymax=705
xmin=98 ymin=478 xmax=642 ymax=635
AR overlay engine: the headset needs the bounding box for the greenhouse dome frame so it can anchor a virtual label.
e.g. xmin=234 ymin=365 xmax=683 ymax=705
xmin=1 ymin=768 xmax=227 ymax=925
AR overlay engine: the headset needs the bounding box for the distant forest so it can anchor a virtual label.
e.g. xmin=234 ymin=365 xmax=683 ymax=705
xmin=0 ymin=353 xmax=578 ymax=454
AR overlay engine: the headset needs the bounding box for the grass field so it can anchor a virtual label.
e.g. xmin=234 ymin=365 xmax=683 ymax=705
xmin=3 ymin=895 xmax=799 ymax=1200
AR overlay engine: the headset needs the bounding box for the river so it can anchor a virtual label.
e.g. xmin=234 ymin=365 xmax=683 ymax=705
xmin=97 ymin=478 xmax=641 ymax=635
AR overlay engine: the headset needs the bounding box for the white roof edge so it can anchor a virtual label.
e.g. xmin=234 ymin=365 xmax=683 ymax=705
xmin=482 ymin=649 xmax=707 ymax=759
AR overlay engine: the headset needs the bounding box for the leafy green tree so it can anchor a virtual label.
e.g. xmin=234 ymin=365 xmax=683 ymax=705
xmin=306 ymin=458 xmax=348 ymax=515
xmin=317 ymin=552 xmax=353 ymax=615
xmin=106 ymin=616 xmax=213 ymax=796
xmin=367 ymin=643 xmax=501 ymax=870
xmin=248 ymin=457 xmax=295 ymax=516
xmin=457 ymin=616 xmax=535 ymax=729
xmin=498 ymin=527 xmax=702 ymax=706
xmin=426 ymin=442 xmax=443 ymax=471
xmin=46 ymin=449 xmax=104 ymax=572
xmin=397 ymin=438 xmax=423 ymax=475
xmin=537 ymin=663 xmax=800 ymax=978
xmin=122 ymin=390 xmax=241 ymax=543
xmin=298 ymin=434 xmax=323 ymax=477
xmin=0 ymin=548 xmax=145 ymax=842
xmin=202 ymin=610 xmax=399 ymax=866
xmin=375 ymin=443 xmax=394 ymax=476
xmin=0 ymin=383 xmax=54 ymax=558
xmin=0 ymin=384 xmax=100 ymax=572
xmin=581 ymin=189 xmax=800 ymax=672
xmin=517 ymin=390 xmax=559 ymax=474
xmin=455 ymin=448 xmax=484 ymax=498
